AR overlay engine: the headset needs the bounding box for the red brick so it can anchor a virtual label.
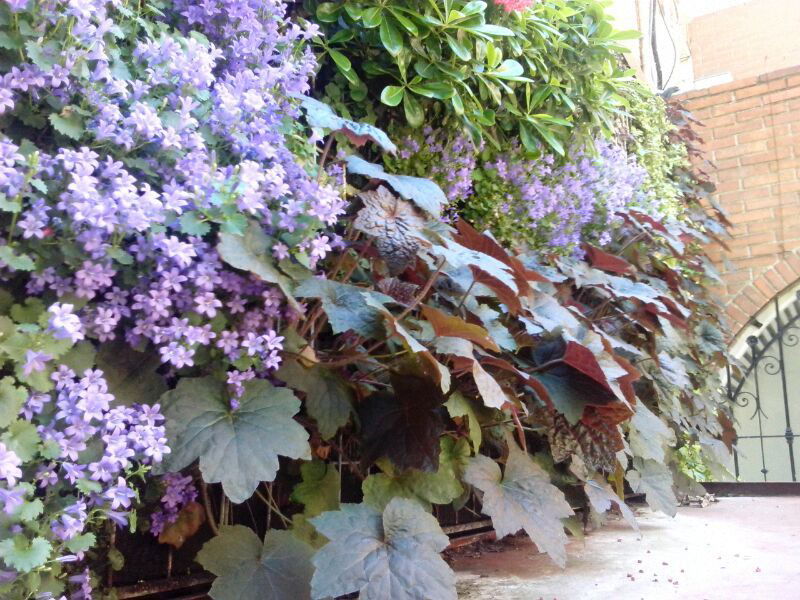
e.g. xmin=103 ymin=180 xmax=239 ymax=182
xmin=736 ymin=84 xmax=771 ymax=100
xmin=764 ymin=267 xmax=789 ymax=291
xmin=774 ymin=261 xmax=798 ymax=285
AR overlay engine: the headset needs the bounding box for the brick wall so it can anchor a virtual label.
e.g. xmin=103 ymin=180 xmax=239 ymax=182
xmin=689 ymin=0 xmax=800 ymax=84
xmin=682 ymin=65 xmax=800 ymax=335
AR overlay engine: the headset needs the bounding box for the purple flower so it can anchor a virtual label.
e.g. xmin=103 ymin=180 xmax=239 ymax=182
xmin=104 ymin=477 xmax=136 ymax=509
xmin=48 ymin=303 xmax=85 ymax=343
xmin=23 ymin=349 xmax=53 ymax=376
xmin=0 ymin=443 xmax=22 ymax=486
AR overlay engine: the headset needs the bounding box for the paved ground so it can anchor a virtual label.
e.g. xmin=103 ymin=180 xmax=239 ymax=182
xmin=451 ymin=497 xmax=800 ymax=600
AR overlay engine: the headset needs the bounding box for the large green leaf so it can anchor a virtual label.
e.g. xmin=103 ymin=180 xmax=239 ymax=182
xmin=197 ymin=526 xmax=314 ymax=600
xmin=217 ymin=221 xmax=302 ymax=312
xmin=464 ymin=441 xmax=574 ymax=567
xmin=346 ymin=155 xmax=446 ymax=218
xmin=0 ymin=377 xmax=27 ymax=428
xmin=96 ymin=340 xmax=166 ymax=406
xmin=0 ymin=536 xmax=51 ymax=572
xmin=160 ymin=378 xmax=310 ymax=503
xmin=310 ymin=498 xmax=456 ymax=600
xmin=276 ymin=359 xmax=352 ymax=439
xmin=362 ymin=438 xmax=469 ymax=510
xmin=626 ymin=458 xmax=678 ymax=517
xmin=291 ymin=461 xmax=340 ymax=518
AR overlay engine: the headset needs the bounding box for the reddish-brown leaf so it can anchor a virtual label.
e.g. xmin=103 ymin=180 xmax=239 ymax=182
xmin=582 ymin=243 xmax=635 ymax=275
xmin=468 ymin=265 xmax=522 ymax=314
xmin=420 ymin=305 xmax=500 ymax=352
xmin=561 ymin=341 xmax=616 ymax=398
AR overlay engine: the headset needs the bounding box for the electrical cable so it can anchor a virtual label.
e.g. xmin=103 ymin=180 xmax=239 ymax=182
xmin=657 ymin=0 xmax=678 ymax=89
xmin=649 ymin=0 xmax=663 ymax=89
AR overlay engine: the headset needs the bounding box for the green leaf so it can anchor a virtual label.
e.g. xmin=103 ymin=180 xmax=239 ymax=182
xmin=403 ymin=91 xmax=424 ymax=128
xmin=0 ymin=536 xmax=51 ymax=572
xmin=408 ymin=82 xmax=454 ymax=99
xmin=445 ymin=35 xmax=470 ymax=61
xmin=361 ymin=6 xmax=383 ymax=28
xmin=65 ymin=533 xmax=96 ymax=554
xmin=49 ymin=112 xmax=84 ymax=141
xmin=328 ymin=49 xmax=352 ymax=72
xmin=12 ymin=498 xmax=43 ymax=522
xmin=310 ymin=498 xmax=456 ymax=600
xmin=179 ymin=212 xmax=211 ymax=236
xmin=291 ymin=461 xmax=340 ymax=517
xmin=363 ymin=438 xmax=470 ymax=510
xmin=380 ymin=85 xmax=405 ymax=107
xmin=293 ymin=278 xmax=387 ymax=339
xmin=528 ymin=119 xmax=565 ymax=156
xmin=96 ymin=341 xmax=167 ymax=406
xmin=379 ymin=17 xmax=403 ymax=57
xmin=217 ymin=221 xmax=302 ymax=312
xmin=275 ymin=359 xmax=352 ymax=439
xmin=0 ymin=377 xmax=27 ymax=428
xmin=0 ymin=194 xmax=21 ymax=213
xmin=0 ymin=247 xmax=35 ymax=271
xmin=345 ymin=155 xmax=446 ymax=217
xmin=198 ymin=526 xmax=315 ymax=600
xmin=490 ymin=59 xmax=524 ymax=79
xmin=464 ymin=440 xmax=574 ymax=567
xmin=388 ymin=8 xmax=418 ymax=35
xmin=469 ymin=24 xmax=514 ymax=37
xmin=451 ymin=91 xmax=465 ymax=115
xmin=160 ymin=378 xmax=310 ymax=503
xmin=1 ymin=420 xmax=40 ymax=462
xmin=445 ymin=391 xmax=482 ymax=452
xmin=60 ymin=341 xmax=96 ymax=374
xmin=315 ymin=2 xmax=340 ymax=22
xmin=626 ymin=458 xmax=678 ymax=517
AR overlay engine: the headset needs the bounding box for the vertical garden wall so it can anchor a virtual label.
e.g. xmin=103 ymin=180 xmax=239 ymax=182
xmin=0 ymin=0 xmax=733 ymax=598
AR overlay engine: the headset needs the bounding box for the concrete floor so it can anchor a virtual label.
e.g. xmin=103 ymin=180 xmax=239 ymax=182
xmin=451 ymin=497 xmax=800 ymax=600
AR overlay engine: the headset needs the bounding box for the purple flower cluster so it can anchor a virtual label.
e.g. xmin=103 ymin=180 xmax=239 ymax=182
xmin=0 ymin=365 xmax=167 ymax=574
xmin=396 ymin=128 xmax=480 ymax=208
xmin=149 ymin=472 xmax=198 ymax=537
xmin=487 ymin=139 xmax=648 ymax=250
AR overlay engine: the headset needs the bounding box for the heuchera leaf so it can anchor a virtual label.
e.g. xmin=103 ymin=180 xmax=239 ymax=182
xmin=468 ymin=264 xmax=522 ymax=314
xmin=362 ymin=438 xmax=470 ymax=510
xmin=158 ymin=502 xmax=206 ymax=549
xmin=299 ymin=96 xmax=397 ymax=153
xmin=276 ymin=359 xmax=352 ymax=439
xmin=421 ymin=305 xmax=500 ymax=352
xmin=445 ymin=391 xmax=482 ymax=452
xmin=464 ymin=440 xmax=574 ymax=567
xmin=628 ymin=402 xmax=674 ymax=463
xmin=530 ymin=339 xmax=619 ymax=425
xmin=294 ymin=278 xmax=387 ymax=338
xmin=160 ymin=378 xmax=310 ymax=503
xmin=626 ymin=457 xmax=678 ymax=517
xmin=581 ymin=243 xmax=635 ymax=275
xmin=310 ymin=498 xmax=456 ymax=600
xmin=198 ymin=526 xmax=315 ymax=600
xmin=96 ymin=340 xmax=166 ymax=406
xmin=217 ymin=221 xmax=301 ymax=312
xmin=291 ymin=461 xmax=341 ymax=518
xmin=346 ymin=155 xmax=447 ymax=217
xmin=583 ymin=479 xmax=639 ymax=532
xmin=358 ymin=366 xmax=446 ymax=472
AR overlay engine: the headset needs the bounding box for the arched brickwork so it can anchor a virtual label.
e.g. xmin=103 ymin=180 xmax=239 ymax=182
xmin=725 ymin=251 xmax=800 ymax=336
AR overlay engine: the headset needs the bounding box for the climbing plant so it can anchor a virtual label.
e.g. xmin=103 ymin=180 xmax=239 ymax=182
xmin=0 ymin=0 xmax=732 ymax=599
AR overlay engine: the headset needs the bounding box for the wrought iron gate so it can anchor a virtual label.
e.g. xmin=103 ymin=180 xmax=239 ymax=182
xmin=727 ymin=293 xmax=800 ymax=482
